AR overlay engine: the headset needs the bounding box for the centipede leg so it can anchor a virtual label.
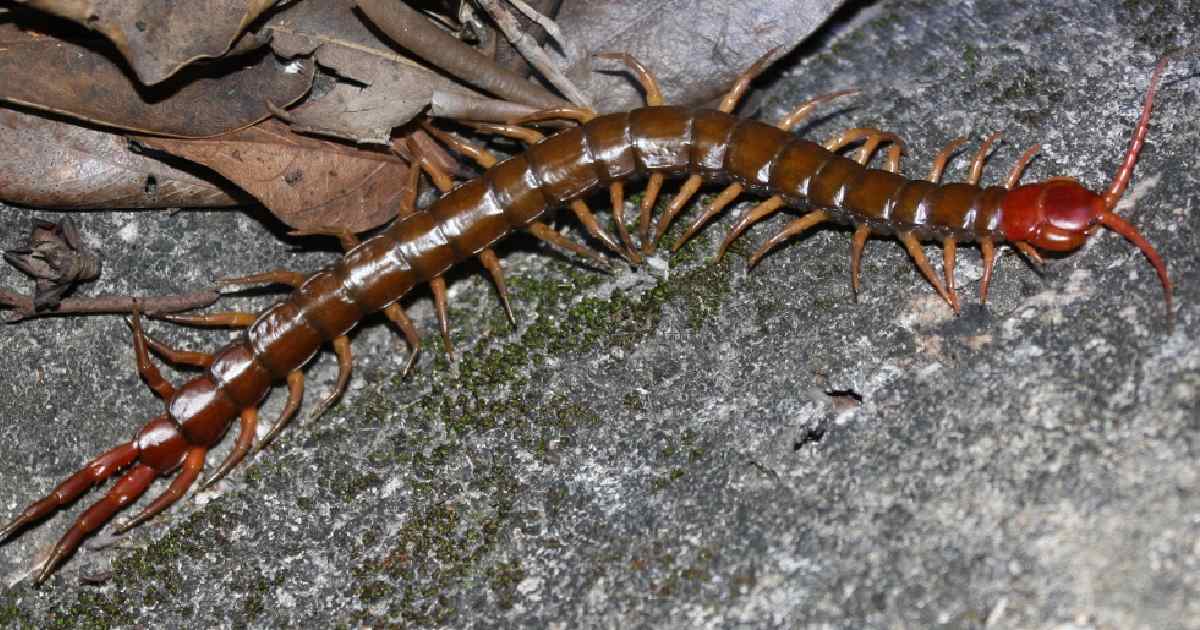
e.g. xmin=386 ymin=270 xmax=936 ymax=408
xmin=415 ymin=139 xmax=516 ymax=337
xmin=748 ymin=210 xmax=832 ymax=268
xmin=928 ymin=137 xmax=968 ymax=182
xmin=514 ymin=106 xmax=596 ymax=125
xmin=382 ymin=303 xmax=422 ymax=377
xmin=307 ymin=335 xmax=352 ymax=421
xmin=218 ymin=270 xmax=307 ymax=289
xmin=158 ymin=311 xmax=257 ymax=328
xmin=421 ymin=121 xmax=498 ymax=168
xmin=850 ymin=224 xmax=870 ymax=300
xmin=968 ymin=132 xmax=1003 ymax=185
xmin=526 ymin=221 xmax=610 ymax=268
xmin=673 ymin=183 xmax=744 ymax=252
xmin=115 ymin=446 xmax=206 ymax=533
xmin=776 ymin=89 xmax=862 ymax=132
xmin=255 ymin=370 xmax=305 ymax=453
xmin=478 ymin=249 xmax=515 ymax=324
xmin=609 ymin=182 xmax=641 ymax=259
xmin=131 ymin=324 xmax=214 ymax=369
xmin=718 ymin=48 xmax=779 ymax=113
xmin=594 ymin=51 xmax=671 ymax=253
xmin=718 ymin=195 xmax=785 ymax=261
xmin=1013 ymin=241 xmax=1045 ymax=267
xmin=638 ymin=173 xmax=665 ymax=250
xmin=900 ymin=231 xmax=958 ymax=312
xmin=36 ymin=464 xmax=157 ymax=583
xmin=200 ymin=408 xmax=258 ymax=489
xmin=430 ymin=278 xmax=455 ymax=356
xmin=570 ymin=199 xmax=630 ymax=260
xmin=943 ymin=237 xmax=959 ymax=302
xmin=131 ymin=305 xmax=176 ymax=400
xmin=284 ymin=231 xmax=422 ymax=370
xmin=649 ymin=174 xmax=703 ymax=252
xmin=1005 ymin=144 xmax=1042 ymax=188
xmin=596 ymin=52 xmax=664 ymax=106
xmin=824 ymin=128 xmax=906 ymax=169
xmin=979 ymin=237 xmax=997 ymax=304
xmin=0 ymin=442 xmax=138 ymax=542
xmin=462 ymin=121 xmax=545 ymax=145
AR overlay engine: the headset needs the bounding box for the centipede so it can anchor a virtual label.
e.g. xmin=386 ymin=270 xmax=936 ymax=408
xmin=0 ymin=48 xmax=1177 ymax=587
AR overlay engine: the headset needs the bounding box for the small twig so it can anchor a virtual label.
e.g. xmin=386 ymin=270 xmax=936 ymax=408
xmin=0 ymin=289 xmax=220 ymax=323
xmin=430 ymin=90 xmax=540 ymax=123
xmin=476 ymin=0 xmax=592 ymax=108
xmin=504 ymin=0 xmax=578 ymax=60
xmin=355 ymin=0 xmax=567 ymax=109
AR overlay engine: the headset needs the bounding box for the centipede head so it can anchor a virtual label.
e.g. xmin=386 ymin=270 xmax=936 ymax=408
xmin=998 ymin=56 xmax=1174 ymax=327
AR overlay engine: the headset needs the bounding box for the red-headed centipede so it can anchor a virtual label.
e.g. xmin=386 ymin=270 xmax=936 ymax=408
xmin=0 ymin=48 xmax=1177 ymax=584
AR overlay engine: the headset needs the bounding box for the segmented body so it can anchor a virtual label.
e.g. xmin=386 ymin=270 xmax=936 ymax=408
xmin=0 ymin=54 xmax=1175 ymax=583
xmin=175 ymin=106 xmax=1015 ymax=457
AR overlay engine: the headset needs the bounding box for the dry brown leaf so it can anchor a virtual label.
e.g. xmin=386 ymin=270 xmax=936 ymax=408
xmin=15 ymin=0 xmax=277 ymax=85
xmin=0 ymin=22 xmax=314 ymax=137
xmin=136 ymin=120 xmax=412 ymax=232
xmin=0 ymin=106 xmax=244 ymax=208
xmin=267 ymin=0 xmax=475 ymax=144
xmin=556 ymin=0 xmax=845 ymax=112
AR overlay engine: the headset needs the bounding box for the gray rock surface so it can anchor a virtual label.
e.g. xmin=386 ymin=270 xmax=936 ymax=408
xmin=1 ymin=0 xmax=1198 ymax=627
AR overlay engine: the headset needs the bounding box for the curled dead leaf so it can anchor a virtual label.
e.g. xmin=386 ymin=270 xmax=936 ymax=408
xmin=0 ymin=22 xmax=314 ymax=137
xmin=15 ymin=0 xmax=277 ymax=85
xmin=0 ymin=106 xmax=244 ymax=208
xmin=267 ymin=0 xmax=476 ymax=145
xmin=3 ymin=218 xmax=99 ymax=310
xmin=135 ymin=120 xmax=413 ymax=232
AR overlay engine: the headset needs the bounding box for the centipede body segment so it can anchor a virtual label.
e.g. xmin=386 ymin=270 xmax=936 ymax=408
xmin=0 ymin=50 xmax=1177 ymax=583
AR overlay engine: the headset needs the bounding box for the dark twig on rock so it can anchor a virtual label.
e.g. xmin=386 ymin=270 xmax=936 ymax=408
xmin=0 ymin=289 xmax=220 ymax=323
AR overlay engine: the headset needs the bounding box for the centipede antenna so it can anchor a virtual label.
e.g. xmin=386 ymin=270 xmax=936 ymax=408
xmin=1098 ymin=210 xmax=1173 ymax=329
xmin=1102 ymin=56 xmax=1169 ymax=210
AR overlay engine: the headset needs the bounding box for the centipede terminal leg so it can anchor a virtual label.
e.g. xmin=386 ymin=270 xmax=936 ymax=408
xmin=0 ymin=442 xmax=138 ymax=543
xmin=115 ymin=446 xmax=206 ymax=533
xmin=36 ymin=464 xmax=157 ymax=583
